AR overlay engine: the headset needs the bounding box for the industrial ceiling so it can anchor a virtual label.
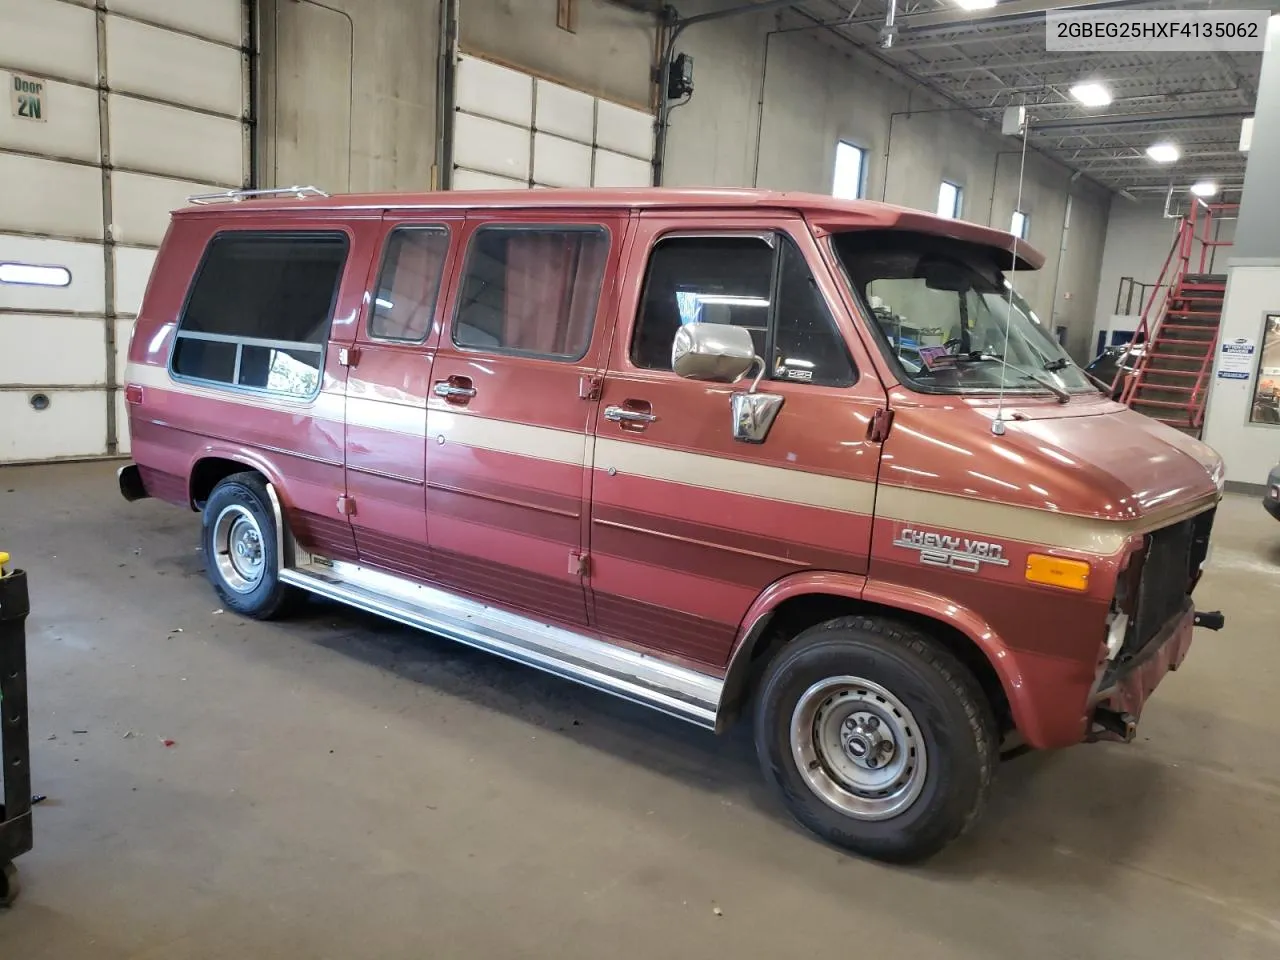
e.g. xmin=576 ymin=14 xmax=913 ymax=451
xmin=638 ymin=0 xmax=1264 ymax=200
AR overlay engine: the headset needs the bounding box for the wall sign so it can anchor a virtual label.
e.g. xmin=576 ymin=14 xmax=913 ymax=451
xmin=1218 ymin=337 xmax=1255 ymax=380
xmin=9 ymin=73 xmax=46 ymax=122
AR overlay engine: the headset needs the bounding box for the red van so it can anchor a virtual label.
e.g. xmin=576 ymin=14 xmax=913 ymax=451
xmin=118 ymin=187 xmax=1225 ymax=861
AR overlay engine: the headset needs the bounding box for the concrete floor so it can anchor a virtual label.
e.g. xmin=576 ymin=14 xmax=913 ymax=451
xmin=0 ymin=461 xmax=1278 ymax=958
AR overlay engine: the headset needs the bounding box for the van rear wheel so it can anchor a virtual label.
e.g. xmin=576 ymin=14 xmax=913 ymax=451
xmin=202 ymin=473 xmax=301 ymax=620
xmin=754 ymin=616 xmax=997 ymax=863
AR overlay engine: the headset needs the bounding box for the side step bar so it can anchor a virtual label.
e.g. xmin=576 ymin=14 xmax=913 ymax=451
xmin=280 ymin=559 xmax=723 ymax=729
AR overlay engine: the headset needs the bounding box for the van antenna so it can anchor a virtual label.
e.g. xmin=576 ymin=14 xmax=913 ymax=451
xmin=991 ymin=100 xmax=1031 ymax=438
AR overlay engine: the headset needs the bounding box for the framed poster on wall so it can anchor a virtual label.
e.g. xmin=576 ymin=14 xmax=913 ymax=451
xmin=1250 ymin=313 xmax=1280 ymax=425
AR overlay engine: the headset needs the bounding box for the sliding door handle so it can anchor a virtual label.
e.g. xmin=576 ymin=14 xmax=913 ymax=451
xmin=604 ymin=405 xmax=657 ymax=424
xmin=434 ymin=378 xmax=477 ymax=402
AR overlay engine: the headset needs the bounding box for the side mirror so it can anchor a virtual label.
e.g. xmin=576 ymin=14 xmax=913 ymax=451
xmin=670 ymin=322 xmax=784 ymax=444
xmin=671 ymin=322 xmax=758 ymax=384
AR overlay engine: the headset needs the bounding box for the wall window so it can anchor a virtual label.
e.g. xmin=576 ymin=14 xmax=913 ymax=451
xmin=832 ymin=142 xmax=867 ymax=200
xmin=1011 ymin=210 xmax=1029 ymax=239
xmin=1250 ymin=313 xmax=1280 ymax=425
xmin=632 ymin=233 xmax=856 ymax=387
xmin=453 ymin=226 xmax=608 ymax=361
xmin=936 ymin=181 xmax=963 ymax=219
xmin=0 ymin=262 xmax=71 ymax=287
xmin=170 ymin=232 xmax=348 ymax=398
xmin=370 ymin=227 xmax=451 ymax=342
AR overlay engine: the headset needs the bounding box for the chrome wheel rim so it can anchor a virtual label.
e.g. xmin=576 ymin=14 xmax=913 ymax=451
xmin=790 ymin=676 xmax=927 ymax=821
xmin=212 ymin=504 xmax=266 ymax=594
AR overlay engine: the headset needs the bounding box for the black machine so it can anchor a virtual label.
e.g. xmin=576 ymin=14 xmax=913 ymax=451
xmin=0 ymin=559 xmax=31 ymax=907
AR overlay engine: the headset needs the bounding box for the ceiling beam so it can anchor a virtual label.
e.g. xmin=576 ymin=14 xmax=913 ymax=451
xmin=1032 ymin=108 xmax=1254 ymax=130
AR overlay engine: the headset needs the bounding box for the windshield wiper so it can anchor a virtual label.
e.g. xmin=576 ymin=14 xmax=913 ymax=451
xmin=955 ymin=352 xmax=1071 ymax=403
xmin=1043 ymin=357 xmax=1071 ymax=372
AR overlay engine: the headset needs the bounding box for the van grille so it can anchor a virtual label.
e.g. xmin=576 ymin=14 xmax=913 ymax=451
xmin=1121 ymin=508 xmax=1214 ymax=660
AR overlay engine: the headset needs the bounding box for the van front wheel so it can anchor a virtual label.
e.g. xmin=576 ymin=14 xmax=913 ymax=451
xmin=754 ymin=616 xmax=997 ymax=863
xmin=202 ymin=472 xmax=301 ymax=620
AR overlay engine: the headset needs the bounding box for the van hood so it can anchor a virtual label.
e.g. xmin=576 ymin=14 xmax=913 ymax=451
xmin=881 ymin=392 xmax=1223 ymax=525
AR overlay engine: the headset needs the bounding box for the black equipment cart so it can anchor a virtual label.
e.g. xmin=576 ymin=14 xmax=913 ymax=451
xmin=0 ymin=557 xmax=31 ymax=906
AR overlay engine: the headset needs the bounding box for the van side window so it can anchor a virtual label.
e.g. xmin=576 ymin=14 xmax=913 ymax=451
xmin=170 ymin=232 xmax=348 ymax=399
xmin=370 ymin=227 xmax=451 ymax=342
xmin=632 ymin=233 xmax=857 ymax=387
xmin=453 ymin=226 xmax=608 ymax=361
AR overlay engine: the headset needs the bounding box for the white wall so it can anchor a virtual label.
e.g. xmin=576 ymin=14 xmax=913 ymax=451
xmin=1092 ymin=199 xmax=1238 ymax=341
xmin=1203 ymin=263 xmax=1280 ymax=483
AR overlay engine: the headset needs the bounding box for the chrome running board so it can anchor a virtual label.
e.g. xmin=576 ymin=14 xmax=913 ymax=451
xmin=280 ymin=559 xmax=723 ymax=729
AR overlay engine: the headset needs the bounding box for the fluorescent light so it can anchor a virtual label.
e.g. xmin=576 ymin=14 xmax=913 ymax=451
xmin=1240 ymin=117 xmax=1253 ymax=152
xmin=956 ymin=0 xmax=997 ymax=8
xmin=1069 ymin=82 xmax=1112 ymax=107
xmin=1146 ymin=142 xmax=1180 ymax=163
xmin=0 ymin=262 xmax=71 ymax=287
xmin=1190 ymin=181 xmax=1218 ymax=197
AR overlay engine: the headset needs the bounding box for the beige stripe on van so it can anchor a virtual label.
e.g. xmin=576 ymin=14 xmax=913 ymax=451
xmin=132 ymin=362 xmax=1216 ymax=551
xmin=347 ymin=396 xmax=426 ymax=437
xmin=427 ymin=409 xmax=588 ymax=467
xmin=876 ymin=484 xmax=1219 ymax=555
xmin=596 ymin=437 xmax=879 ymax=516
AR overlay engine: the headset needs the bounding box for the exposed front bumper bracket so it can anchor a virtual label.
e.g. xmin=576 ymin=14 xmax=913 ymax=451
xmin=1193 ymin=609 xmax=1225 ymax=631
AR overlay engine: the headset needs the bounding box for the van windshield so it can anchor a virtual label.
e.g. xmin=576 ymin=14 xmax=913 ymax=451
xmin=832 ymin=230 xmax=1095 ymax=397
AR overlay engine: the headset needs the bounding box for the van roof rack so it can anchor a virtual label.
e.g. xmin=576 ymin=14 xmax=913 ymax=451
xmin=186 ymin=185 xmax=329 ymax=205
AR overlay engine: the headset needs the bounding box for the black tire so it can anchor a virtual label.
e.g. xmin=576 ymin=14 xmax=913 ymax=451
xmin=754 ymin=616 xmax=997 ymax=863
xmin=0 ymin=861 xmax=19 ymax=907
xmin=201 ymin=472 xmax=302 ymax=620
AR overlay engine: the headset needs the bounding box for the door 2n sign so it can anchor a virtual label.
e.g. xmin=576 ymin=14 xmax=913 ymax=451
xmin=10 ymin=74 xmax=46 ymax=123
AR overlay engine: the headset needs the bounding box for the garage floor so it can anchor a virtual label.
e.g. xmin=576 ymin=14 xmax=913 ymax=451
xmin=0 ymin=461 xmax=1277 ymax=958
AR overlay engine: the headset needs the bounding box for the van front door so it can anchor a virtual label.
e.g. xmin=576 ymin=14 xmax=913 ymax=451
xmin=587 ymin=215 xmax=888 ymax=669
xmin=421 ymin=214 xmax=621 ymax=627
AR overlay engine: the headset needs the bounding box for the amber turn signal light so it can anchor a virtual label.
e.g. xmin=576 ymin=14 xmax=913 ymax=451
xmin=1025 ymin=554 xmax=1090 ymax=591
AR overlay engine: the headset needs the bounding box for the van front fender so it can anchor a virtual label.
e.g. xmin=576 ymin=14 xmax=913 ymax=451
xmin=718 ymin=571 xmax=1057 ymax=747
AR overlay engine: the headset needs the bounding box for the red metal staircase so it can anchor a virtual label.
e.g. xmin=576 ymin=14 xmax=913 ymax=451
xmin=1117 ymin=201 xmax=1236 ymax=435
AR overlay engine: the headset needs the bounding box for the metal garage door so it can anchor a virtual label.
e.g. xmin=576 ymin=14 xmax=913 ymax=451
xmin=452 ymin=53 xmax=653 ymax=192
xmin=0 ymin=0 xmax=250 ymax=464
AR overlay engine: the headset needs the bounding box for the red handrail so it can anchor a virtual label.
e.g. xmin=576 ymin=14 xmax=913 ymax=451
xmin=1115 ymin=230 xmax=1179 ymax=402
xmin=1117 ymin=199 xmax=1239 ymax=422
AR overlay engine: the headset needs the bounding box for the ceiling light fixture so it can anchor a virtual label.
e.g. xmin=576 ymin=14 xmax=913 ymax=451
xmin=1146 ymin=142 xmax=1180 ymax=163
xmin=1069 ymin=82 xmax=1112 ymax=107
xmin=1190 ymin=181 xmax=1218 ymax=197
xmin=955 ymin=0 xmax=998 ymax=9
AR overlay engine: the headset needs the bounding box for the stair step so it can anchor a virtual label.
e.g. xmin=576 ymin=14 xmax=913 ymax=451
xmin=1155 ymin=337 xmax=1214 ymax=347
xmin=1132 ymin=398 xmax=1194 ymax=410
xmin=1135 ymin=384 xmax=1196 ymax=394
xmin=1159 ymin=324 xmax=1217 ymax=333
xmin=1136 ymin=368 xmax=1200 ymax=377
xmin=1181 ymin=273 xmax=1228 ymax=285
xmin=1166 ymin=310 xmax=1221 ymax=319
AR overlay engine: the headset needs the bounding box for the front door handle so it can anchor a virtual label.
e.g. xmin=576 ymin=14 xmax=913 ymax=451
xmin=434 ymin=377 xmax=476 ymax=403
xmin=604 ymin=402 xmax=657 ymax=431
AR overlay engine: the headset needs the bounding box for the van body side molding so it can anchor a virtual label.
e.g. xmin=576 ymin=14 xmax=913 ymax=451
xmin=279 ymin=560 xmax=723 ymax=729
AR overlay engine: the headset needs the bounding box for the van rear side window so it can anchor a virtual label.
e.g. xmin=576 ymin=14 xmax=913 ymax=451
xmin=452 ymin=226 xmax=608 ymax=361
xmin=170 ymin=232 xmax=348 ymax=399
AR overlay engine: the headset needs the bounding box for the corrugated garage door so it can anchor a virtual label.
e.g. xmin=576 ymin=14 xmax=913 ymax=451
xmin=0 ymin=0 xmax=250 ymax=463
xmin=452 ymin=53 xmax=653 ymax=192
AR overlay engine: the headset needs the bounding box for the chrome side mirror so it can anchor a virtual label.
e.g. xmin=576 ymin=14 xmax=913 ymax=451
xmin=670 ymin=322 xmax=783 ymax=444
xmin=672 ymin=322 xmax=758 ymax=384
